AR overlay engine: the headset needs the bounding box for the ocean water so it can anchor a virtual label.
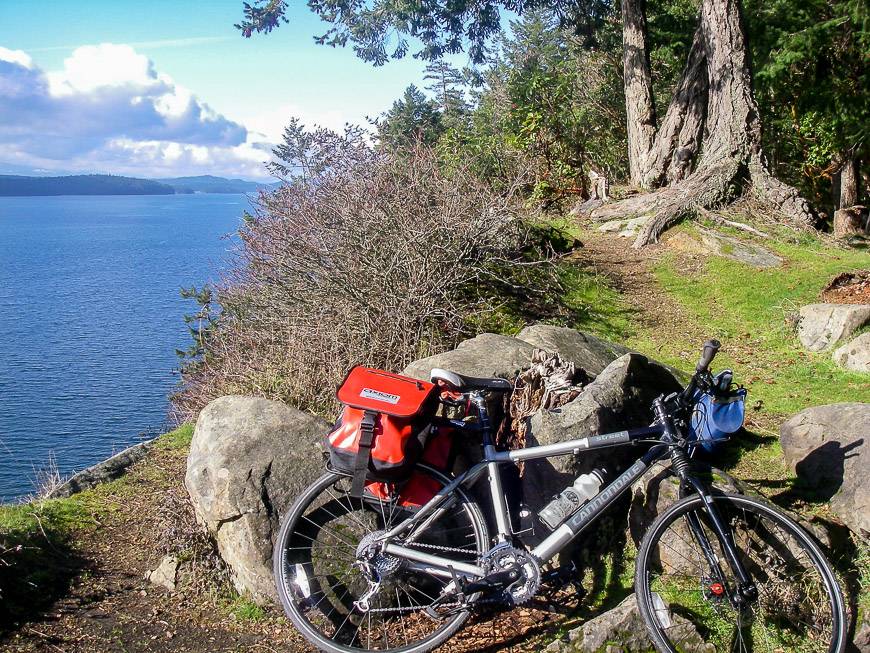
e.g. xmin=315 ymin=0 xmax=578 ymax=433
xmin=0 ymin=194 xmax=249 ymax=502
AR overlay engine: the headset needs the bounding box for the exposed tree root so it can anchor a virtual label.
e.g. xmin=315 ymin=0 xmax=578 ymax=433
xmin=590 ymin=157 xmax=816 ymax=248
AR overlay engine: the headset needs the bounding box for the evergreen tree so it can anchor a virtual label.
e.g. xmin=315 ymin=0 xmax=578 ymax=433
xmin=423 ymin=61 xmax=468 ymax=115
xmin=376 ymin=85 xmax=445 ymax=149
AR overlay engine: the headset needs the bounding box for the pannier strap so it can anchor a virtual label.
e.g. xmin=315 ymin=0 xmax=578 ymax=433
xmin=350 ymin=410 xmax=377 ymax=498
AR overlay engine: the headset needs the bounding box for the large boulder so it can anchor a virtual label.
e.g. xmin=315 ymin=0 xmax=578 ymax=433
xmin=832 ymin=332 xmax=870 ymax=372
xmin=403 ymin=333 xmax=535 ymax=381
xmin=544 ymin=594 xmax=709 ymax=653
xmin=798 ymin=304 xmax=870 ymax=352
xmin=521 ymin=353 xmax=683 ymax=512
xmin=780 ymin=403 xmax=869 ymax=537
xmin=185 ymin=396 xmax=330 ymax=604
xmin=517 ymin=324 xmax=630 ymax=377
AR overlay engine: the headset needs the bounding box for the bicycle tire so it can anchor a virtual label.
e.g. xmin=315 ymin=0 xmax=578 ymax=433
xmin=635 ymin=492 xmax=847 ymax=653
xmin=273 ymin=464 xmax=489 ymax=653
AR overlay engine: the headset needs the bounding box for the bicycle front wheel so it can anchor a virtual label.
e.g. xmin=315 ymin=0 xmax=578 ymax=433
xmin=635 ymin=492 xmax=846 ymax=653
xmin=273 ymin=464 xmax=489 ymax=653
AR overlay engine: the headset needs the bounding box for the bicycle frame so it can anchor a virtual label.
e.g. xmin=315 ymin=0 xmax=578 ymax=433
xmin=374 ymin=391 xmax=757 ymax=603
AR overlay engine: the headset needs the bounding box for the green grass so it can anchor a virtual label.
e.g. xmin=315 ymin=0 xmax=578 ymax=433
xmin=630 ymin=232 xmax=869 ymax=417
xmin=154 ymin=423 xmax=195 ymax=451
xmin=0 ymin=492 xmax=108 ymax=623
xmin=0 ymin=423 xmax=195 ymax=624
xmin=226 ymin=594 xmax=267 ymax=622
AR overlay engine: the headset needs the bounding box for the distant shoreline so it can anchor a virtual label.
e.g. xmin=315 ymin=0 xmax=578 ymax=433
xmin=0 ymin=191 xmax=249 ymax=198
xmin=0 ymin=173 xmax=278 ymax=197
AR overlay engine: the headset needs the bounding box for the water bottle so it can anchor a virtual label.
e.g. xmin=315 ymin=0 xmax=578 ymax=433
xmin=538 ymin=469 xmax=606 ymax=531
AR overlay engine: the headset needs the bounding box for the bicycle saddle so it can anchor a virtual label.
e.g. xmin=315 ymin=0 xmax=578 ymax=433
xmin=429 ymin=368 xmax=513 ymax=392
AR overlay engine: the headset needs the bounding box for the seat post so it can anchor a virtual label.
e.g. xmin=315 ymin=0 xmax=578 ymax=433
xmin=470 ymin=392 xmax=493 ymax=447
xmin=472 ymin=392 xmax=511 ymax=541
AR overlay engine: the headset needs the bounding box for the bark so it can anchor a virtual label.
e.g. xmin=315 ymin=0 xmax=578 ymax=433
xmin=622 ymin=0 xmax=657 ymax=186
xmin=639 ymin=26 xmax=708 ymax=188
xmin=839 ymin=158 xmax=858 ymax=209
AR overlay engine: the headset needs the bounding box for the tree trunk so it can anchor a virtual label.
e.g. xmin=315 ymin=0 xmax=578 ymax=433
xmin=622 ymin=0 xmax=657 ymax=186
xmin=639 ymin=26 xmax=708 ymax=188
xmin=595 ymin=0 xmax=816 ymax=246
xmin=839 ymin=158 xmax=858 ymax=209
xmin=833 ymin=206 xmax=865 ymax=238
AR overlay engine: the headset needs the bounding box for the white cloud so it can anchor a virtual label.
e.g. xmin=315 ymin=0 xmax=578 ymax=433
xmin=46 ymin=44 xmax=157 ymax=96
xmin=240 ymin=103 xmax=350 ymax=143
xmin=0 ymin=47 xmax=32 ymax=68
xmin=0 ymin=43 xmax=275 ymax=179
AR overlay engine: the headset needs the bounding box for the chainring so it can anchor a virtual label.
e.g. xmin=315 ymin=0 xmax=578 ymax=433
xmin=482 ymin=543 xmax=541 ymax=606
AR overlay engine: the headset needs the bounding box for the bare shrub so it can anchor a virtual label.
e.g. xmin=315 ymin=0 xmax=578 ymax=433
xmin=32 ymin=453 xmax=63 ymax=499
xmin=172 ymin=123 xmax=554 ymax=419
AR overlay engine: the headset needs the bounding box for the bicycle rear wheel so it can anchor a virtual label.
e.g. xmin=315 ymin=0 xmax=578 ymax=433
xmin=635 ymin=492 xmax=846 ymax=653
xmin=273 ymin=464 xmax=489 ymax=653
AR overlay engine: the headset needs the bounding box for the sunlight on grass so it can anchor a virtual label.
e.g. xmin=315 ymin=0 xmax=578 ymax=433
xmin=154 ymin=423 xmax=195 ymax=452
xmin=634 ymin=233 xmax=868 ymax=418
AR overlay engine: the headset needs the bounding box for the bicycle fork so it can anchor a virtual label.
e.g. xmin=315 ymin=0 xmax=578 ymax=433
xmin=680 ymin=473 xmax=759 ymax=608
xmin=653 ymin=398 xmax=758 ymax=609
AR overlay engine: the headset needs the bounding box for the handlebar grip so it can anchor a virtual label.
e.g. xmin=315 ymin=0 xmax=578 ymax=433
xmin=696 ymin=339 xmax=721 ymax=372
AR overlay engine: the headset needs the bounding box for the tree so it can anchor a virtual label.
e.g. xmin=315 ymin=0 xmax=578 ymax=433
xmin=746 ymin=0 xmax=868 ymax=216
xmin=376 ymin=85 xmax=444 ymax=149
xmin=423 ymin=61 xmax=468 ymax=116
xmin=237 ymin=0 xmax=841 ymax=245
xmin=590 ymin=0 xmax=818 ymax=246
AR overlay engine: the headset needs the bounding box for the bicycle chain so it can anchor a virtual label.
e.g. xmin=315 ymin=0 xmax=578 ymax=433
xmin=363 ymin=541 xmax=506 ymax=614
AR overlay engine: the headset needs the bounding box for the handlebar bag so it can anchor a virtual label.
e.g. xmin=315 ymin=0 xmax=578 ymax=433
xmin=326 ymin=366 xmax=439 ymax=496
xmin=689 ymin=387 xmax=747 ymax=453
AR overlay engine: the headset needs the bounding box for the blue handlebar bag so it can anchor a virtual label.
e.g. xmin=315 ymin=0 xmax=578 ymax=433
xmin=689 ymin=387 xmax=747 ymax=453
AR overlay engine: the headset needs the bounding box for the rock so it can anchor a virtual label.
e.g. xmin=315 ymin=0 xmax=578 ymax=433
xmin=832 ymin=332 xmax=870 ymax=372
xmin=185 ymin=396 xmax=330 ymax=604
xmin=521 ymin=353 xmax=683 ymax=512
xmin=856 ymin=614 xmax=870 ymax=652
xmin=598 ymin=217 xmax=649 ymax=238
xmin=667 ymin=228 xmax=781 ymax=268
xmin=146 ymin=555 xmax=179 ymax=592
xmin=403 ymin=333 xmax=535 ymax=381
xmin=544 ymin=594 xmax=709 ymax=653
xmin=517 ymin=325 xmax=631 ymax=377
xmin=48 ymin=439 xmax=154 ymax=499
xmin=780 ymin=403 xmax=870 ymax=537
xmin=798 ymin=304 xmax=870 ymax=352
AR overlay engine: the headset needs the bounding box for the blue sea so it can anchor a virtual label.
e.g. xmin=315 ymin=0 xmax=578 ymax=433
xmin=0 ymin=194 xmax=249 ymax=502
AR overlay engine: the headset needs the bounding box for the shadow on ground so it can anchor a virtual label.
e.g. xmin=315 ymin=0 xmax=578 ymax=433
xmin=0 ymin=520 xmax=90 ymax=631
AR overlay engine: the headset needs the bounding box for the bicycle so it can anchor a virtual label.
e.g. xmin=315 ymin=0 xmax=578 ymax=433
xmin=273 ymin=340 xmax=847 ymax=653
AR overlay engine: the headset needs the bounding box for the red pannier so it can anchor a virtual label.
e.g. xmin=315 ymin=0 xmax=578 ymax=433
xmin=326 ymin=366 xmax=440 ymax=496
xmin=364 ymin=425 xmax=454 ymax=509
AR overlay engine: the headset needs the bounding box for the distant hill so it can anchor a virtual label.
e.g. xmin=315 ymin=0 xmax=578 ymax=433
xmin=157 ymin=175 xmax=278 ymax=194
xmin=0 ymin=174 xmax=281 ymax=197
xmin=0 ymin=174 xmax=182 ymax=197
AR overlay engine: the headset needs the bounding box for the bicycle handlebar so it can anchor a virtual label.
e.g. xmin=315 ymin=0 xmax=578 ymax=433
xmin=679 ymin=339 xmax=721 ymax=406
xmin=697 ymin=339 xmax=721 ymax=373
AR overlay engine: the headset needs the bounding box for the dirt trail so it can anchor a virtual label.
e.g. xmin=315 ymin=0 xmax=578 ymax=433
xmin=575 ymin=231 xmax=709 ymax=353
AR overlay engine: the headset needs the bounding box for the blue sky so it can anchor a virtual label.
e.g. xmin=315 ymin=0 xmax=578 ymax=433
xmin=0 ymin=0 xmax=474 ymax=179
